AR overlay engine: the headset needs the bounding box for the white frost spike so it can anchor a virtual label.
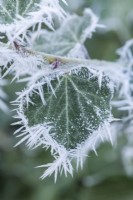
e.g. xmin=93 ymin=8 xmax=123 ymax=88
xmin=38 ymin=85 xmax=46 ymax=105
xmin=97 ymin=71 xmax=103 ymax=89
xmin=81 ymin=8 xmax=100 ymax=42
xmin=61 ymin=0 xmax=68 ymax=5
xmin=38 ymin=148 xmax=73 ymax=182
xmin=104 ymin=122 xmax=113 ymax=145
xmin=0 ymin=77 xmax=9 ymax=113
xmin=0 ymin=0 xmax=67 ymax=42
xmin=75 ymin=146 xmax=88 ymax=170
xmin=114 ymin=39 xmax=133 ymax=116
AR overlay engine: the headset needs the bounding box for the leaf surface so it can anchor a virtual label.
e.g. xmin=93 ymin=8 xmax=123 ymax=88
xmin=24 ymin=67 xmax=112 ymax=149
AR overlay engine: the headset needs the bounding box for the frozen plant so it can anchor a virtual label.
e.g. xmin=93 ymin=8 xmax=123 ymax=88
xmin=0 ymin=0 xmax=133 ymax=181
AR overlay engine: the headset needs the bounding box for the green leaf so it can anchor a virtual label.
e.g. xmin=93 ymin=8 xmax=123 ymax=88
xmin=32 ymin=9 xmax=98 ymax=58
xmin=0 ymin=0 xmax=40 ymax=23
xmin=24 ymin=67 xmax=112 ymax=149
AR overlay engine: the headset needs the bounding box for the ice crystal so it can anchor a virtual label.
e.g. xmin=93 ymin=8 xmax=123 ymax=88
xmin=112 ymin=39 xmax=133 ymax=124
xmin=0 ymin=73 xmax=8 ymax=113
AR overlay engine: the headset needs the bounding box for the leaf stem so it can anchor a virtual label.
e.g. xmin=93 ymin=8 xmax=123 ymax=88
xmin=25 ymin=47 xmax=123 ymax=72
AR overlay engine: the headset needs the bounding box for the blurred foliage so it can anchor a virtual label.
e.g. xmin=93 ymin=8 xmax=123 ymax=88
xmin=1 ymin=0 xmax=133 ymax=200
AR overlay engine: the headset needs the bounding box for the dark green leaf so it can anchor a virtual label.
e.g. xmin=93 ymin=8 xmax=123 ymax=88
xmin=24 ymin=67 xmax=112 ymax=149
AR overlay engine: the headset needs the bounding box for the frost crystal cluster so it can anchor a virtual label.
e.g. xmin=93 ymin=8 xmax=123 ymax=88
xmin=0 ymin=0 xmax=132 ymax=181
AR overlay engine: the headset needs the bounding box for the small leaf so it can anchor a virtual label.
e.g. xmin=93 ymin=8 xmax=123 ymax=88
xmin=32 ymin=9 xmax=99 ymax=58
xmin=23 ymin=67 xmax=112 ymax=149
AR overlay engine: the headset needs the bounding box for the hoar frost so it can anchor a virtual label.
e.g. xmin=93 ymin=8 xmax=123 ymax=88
xmin=13 ymin=64 xmax=114 ymax=181
xmin=1 ymin=0 xmax=132 ymax=181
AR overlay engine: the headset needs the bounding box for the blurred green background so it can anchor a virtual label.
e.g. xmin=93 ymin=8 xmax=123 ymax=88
xmin=1 ymin=0 xmax=133 ymax=200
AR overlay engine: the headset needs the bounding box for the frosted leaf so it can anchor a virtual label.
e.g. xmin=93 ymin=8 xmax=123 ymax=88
xmin=23 ymin=68 xmax=112 ymax=149
xmin=31 ymin=9 xmax=100 ymax=58
xmin=14 ymin=65 xmax=114 ymax=179
xmin=0 ymin=0 xmax=67 ymax=42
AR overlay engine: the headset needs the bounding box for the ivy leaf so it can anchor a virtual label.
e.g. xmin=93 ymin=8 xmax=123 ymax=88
xmin=32 ymin=9 xmax=99 ymax=58
xmin=9 ymin=43 xmax=115 ymax=179
xmin=23 ymin=67 xmax=112 ymax=150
